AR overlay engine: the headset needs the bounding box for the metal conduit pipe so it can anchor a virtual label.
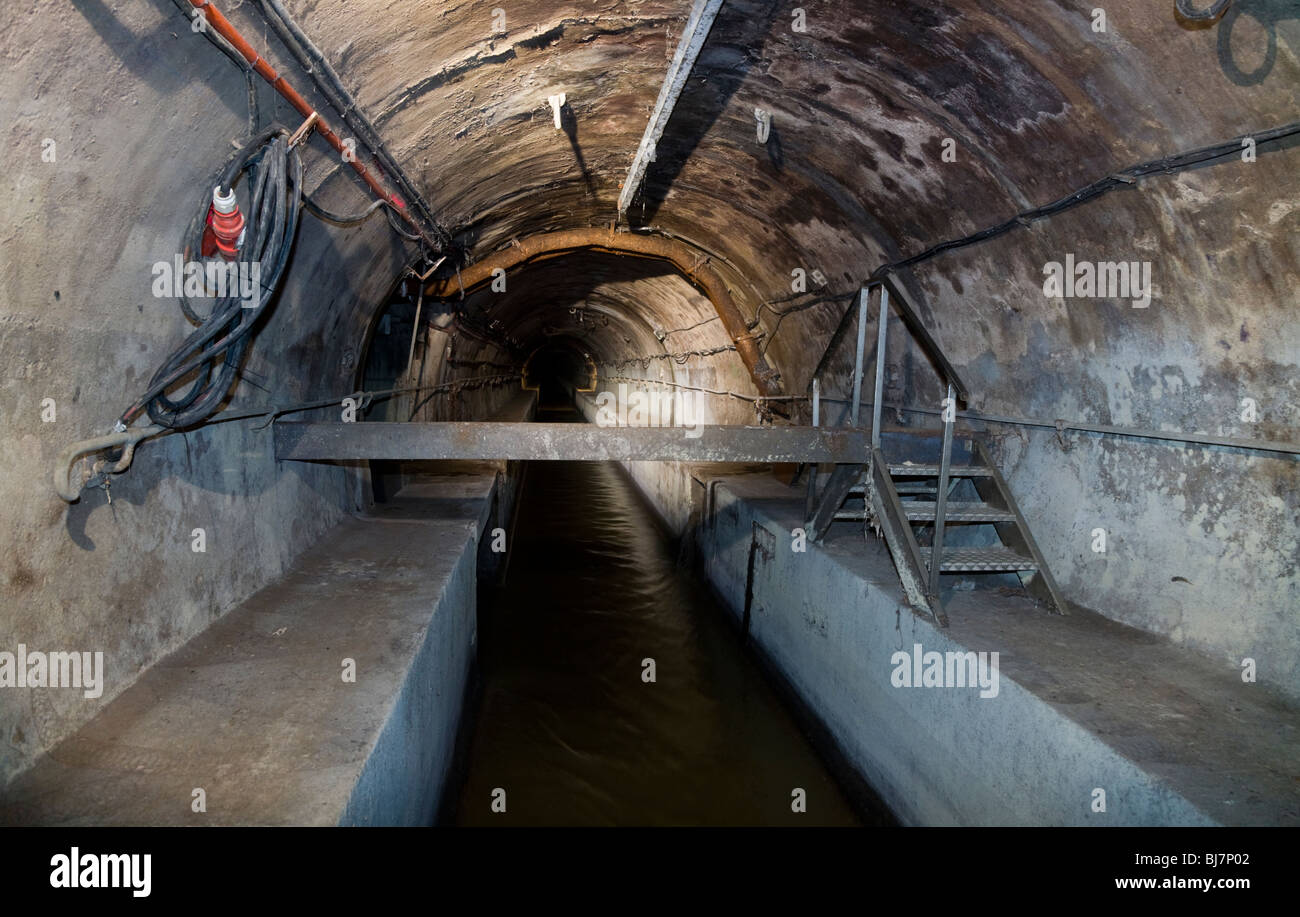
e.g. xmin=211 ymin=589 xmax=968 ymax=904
xmin=253 ymin=0 xmax=451 ymax=251
xmin=53 ymin=426 xmax=166 ymax=502
xmin=53 ymin=373 xmax=525 ymax=500
xmin=423 ymin=228 xmax=783 ymax=398
xmin=185 ymin=0 xmax=443 ymax=253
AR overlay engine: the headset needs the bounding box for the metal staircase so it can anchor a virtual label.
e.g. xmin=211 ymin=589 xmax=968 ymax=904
xmin=798 ymin=278 xmax=1067 ymax=627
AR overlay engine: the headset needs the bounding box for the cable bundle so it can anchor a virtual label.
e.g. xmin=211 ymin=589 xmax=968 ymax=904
xmin=119 ymin=127 xmax=303 ymax=429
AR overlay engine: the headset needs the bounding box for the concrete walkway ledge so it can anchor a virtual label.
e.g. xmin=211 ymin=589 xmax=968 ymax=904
xmin=0 ymin=475 xmax=496 ymax=826
xmin=696 ymin=472 xmax=1299 ymax=826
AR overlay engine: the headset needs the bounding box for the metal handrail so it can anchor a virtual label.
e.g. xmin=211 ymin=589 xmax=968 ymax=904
xmin=807 ymin=276 xmax=969 ymax=615
xmin=870 ymin=275 xmax=969 ymax=404
xmin=811 ymin=273 xmax=969 ymax=408
xmin=861 ymin=281 xmax=961 ymax=608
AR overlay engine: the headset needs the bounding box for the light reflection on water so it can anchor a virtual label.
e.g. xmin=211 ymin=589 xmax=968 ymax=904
xmin=450 ymin=409 xmax=876 ymax=826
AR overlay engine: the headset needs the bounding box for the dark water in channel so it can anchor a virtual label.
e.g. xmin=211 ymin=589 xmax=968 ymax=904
xmin=448 ymin=408 xmax=871 ymax=826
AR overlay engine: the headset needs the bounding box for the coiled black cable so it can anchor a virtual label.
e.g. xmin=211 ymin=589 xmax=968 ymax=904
xmin=119 ymin=127 xmax=303 ymax=429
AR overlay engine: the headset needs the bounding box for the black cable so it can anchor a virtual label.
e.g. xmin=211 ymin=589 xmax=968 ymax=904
xmin=405 ymin=374 xmax=521 ymax=418
xmin=120 ymin=128 xmax=304 ymax=429
xmin=793 ymin=122 xmax=1300 ymax=384
xmin=254 ymin=0 xmax=453 ymax=253
xmin=302 ymin=194 xmax=387 ymax=226
xmin=869 ymin=121 xmax=1300 ymax=281
xmin=601 ymin=345 xmax=737 ymax=372
xmin=659 ymin=315 xmax=720 ymax=337
xmin=758 ymin=289 xmax=858 ymax=355
xmin=172 ymin=0 xmax=248 ymax=73
xmin=178 ymin=0 xmax=421 ymax=242
xmin=384 ymin=205 xmax=423 ymax=241
xmin=170 ymin=1 xmax=261 ymax=141
xmin=245 ymin=70 xmax=260 ymax=137
xmin=126 ymin=0 xmax=435 ymax=431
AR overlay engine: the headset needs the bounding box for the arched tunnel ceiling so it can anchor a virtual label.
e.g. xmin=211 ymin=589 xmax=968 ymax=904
xmin=331 ymin=0 xmax=1294 ymax=254
xmin=281 ymin=0 xmax=1298 ymax=391
xmin=458 ymin=252 xmax=719 ymax=365
xmin=3 ymin=0 xmax=1299 ymax=783
xmin=9 ymin=0 xmax=1296 ymax=414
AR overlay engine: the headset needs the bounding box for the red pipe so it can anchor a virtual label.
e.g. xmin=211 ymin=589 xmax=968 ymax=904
xmin=188 ymin=0 xmax=430 ymax=243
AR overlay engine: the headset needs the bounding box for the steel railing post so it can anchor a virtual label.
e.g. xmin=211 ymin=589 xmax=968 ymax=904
xmin=805 ymin=377 xmax=820 ymax=521
xmin=930 ymin=381 xmax=956 ymax=598
xmin=871 ymin=284 xmax=889 ymax=452
xmin=850 ymin=287 xmax=868 ymax=427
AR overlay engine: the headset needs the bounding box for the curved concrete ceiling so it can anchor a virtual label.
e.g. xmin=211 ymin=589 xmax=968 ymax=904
xmin=282 ymin=0 xmax=1298 ymax=408
xmin=3 ymin=0 xmax=1297 ymax=777
xmin=22 ymin=0 xmax=1295 ymax=407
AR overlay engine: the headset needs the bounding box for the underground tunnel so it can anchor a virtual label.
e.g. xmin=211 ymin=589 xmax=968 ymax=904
xmin=1 ymin=0 xmax=1298 ymax=841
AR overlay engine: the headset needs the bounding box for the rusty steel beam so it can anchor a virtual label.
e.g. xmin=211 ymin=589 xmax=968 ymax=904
xmin=274 ymin=422 xmax=866 ymax=464
xmin=423 ymin=228 xmax=782 ymax=398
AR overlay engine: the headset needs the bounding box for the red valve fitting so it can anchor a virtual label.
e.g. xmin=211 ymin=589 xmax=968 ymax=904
xmin=201 ymin=186 xmax=245 ymax=261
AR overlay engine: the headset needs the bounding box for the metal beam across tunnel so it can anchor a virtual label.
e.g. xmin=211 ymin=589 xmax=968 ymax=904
xmin=273 ymin=422 xmax=870 ymax=464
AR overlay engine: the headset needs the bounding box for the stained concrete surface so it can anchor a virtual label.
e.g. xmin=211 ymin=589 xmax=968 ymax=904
xmin=941 ymin=582 xmax=1300 ymax=826
xmin=692 ymin=471 xmax=1299 ymax=825
xmin=450 ymin=442 xmax=870 ymax=825
xmin=0 ymin=475 xmax=495 ymax=825
xmin=1 ymin=0 xmax=1296 ymax=799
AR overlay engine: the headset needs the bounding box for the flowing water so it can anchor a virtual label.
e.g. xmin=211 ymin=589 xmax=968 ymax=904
xmin=449 ymin=408 xmax=884 ymax=826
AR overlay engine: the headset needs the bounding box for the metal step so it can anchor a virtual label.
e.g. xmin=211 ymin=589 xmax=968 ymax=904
xmin=918 ymin=546 xmax=1039 ymax=572
xmin=833 ymin=510 xmax=868 ymax=521
xmin=888 ymin=463 xmax=994 ymax=477
xmin=850 ymin=482 xmax=937 ymax=495
xmin=903 ymin=501 xmax=1017 ymax=523
xmin=893 ymin=483 xmax=937 ymax=494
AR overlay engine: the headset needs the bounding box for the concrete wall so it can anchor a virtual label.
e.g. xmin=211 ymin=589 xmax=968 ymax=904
xmin=340 ymin=499 xmax=481 ymax=826
xmin=3 ymin=0 xmax=1296 ymax=791
xmin=0 ymin=477 xmax=494 ymax=826
xmin=901 ymin=164 xmax=1300 ymax=703
xmin=0 ymin=0 xmax=455 ymax=784
xmin=695 ymin=475 xmax=1221 ymax=826
xmin=2 ymin=3 xmax=376 ymax=781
